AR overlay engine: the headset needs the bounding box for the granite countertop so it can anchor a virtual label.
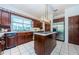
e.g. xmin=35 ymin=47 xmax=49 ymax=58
xmin=0 ymin=31 xmax=57 ymax=37
xmin=0 ymin=31 xmax=33 ymax=34
xmin=0 ymin=31 xmax=33 ymax=38
xmin=34 ymin=32 xmax=57 ymax=36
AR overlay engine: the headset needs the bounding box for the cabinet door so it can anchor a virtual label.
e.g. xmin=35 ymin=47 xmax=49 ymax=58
xmin=17 ymin=36 xmax=23 ymax=45
xmin=45 ymin=23 xmax=50 ymax=31
xmin=68 ymin=16 xmax=79 ymax=45
xmin=0 ymin=10 xmax=1 ymax=24
xmin=14 ymin=35 xmax=18 ymax=46
xmin=53 ymin=18 xmax=64 ymax=23
xmin=33 ymin=20 xmax=42 ymax=28
xmin=33 ymin=20 xmax=37 ymax=27
xmin=0 ymin=43 xmax=2 ymax=52
xmin=17 ymin=33 xmax=25 ymax=45
xmin=24 ymin=32 xmax=33 ymax=43
xmin=1 ymin=11 xmax=11 ymax=26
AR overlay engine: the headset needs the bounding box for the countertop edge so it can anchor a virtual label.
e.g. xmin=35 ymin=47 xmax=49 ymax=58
xmin=34 ymin=32 xmax=57 ymax=36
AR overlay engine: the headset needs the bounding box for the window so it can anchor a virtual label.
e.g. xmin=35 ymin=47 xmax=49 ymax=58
xmin=11 ymin=15 xmax=33 ymax=31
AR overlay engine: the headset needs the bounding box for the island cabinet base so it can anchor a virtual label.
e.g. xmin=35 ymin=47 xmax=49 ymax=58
xmin=34 ymin=33 xmax=56 ymax=55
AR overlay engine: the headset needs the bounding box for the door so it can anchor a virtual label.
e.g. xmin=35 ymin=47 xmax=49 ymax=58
xmin=68 ymin=16 xmax=79 ymax=45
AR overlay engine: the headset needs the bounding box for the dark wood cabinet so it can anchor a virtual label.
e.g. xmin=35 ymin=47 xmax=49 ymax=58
xmin=45 ymin=22 xmax=50 ymax=31
xmin=0 ymin=10 xmax=1 ymax=24
xmin=17 ymin=32 xmax=33 ymax=45
xmin=0 ymin=43 xmax=2 ymax=53
xmin=0 ymin=41 xmax=5 ymax=52
xmin=33 ymin=20 xmax=42 ymax=29
xmin=14 ymin=34 xmax=18 ymax=46
xmin=68 ymin=15 xmax=79 ymax=45
xmin=24 ymin=32 xmax=33 ymax=43
xmin=1 ymin=11 xmax=11 ymax=26
xmin=53 ymin=17 xmax=64 ymax=23
xmin=5 ymin=32 xmax=33 ymax=48
xmin=17 ymin=32 xmax=25 ymax=45
xmin=0 ymin=10 xmax=11 ymax=32
xmin=34 ymin=33 xmax=56 ymax=55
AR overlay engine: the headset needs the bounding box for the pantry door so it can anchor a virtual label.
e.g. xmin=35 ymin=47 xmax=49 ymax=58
xmin=68 ymin=16 xmax=79 ymax=45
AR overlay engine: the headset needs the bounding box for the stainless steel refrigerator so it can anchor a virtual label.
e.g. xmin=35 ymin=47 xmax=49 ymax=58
xmin=53 ymin=22 xmax=65 ymax=41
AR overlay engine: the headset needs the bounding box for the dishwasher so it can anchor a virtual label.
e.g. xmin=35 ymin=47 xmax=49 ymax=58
xmin=5 ymin=33 xmax=16 ymax=49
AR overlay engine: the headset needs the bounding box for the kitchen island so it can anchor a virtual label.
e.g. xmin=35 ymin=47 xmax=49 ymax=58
xmin=34 ymin=32 xmax=56 ymax=55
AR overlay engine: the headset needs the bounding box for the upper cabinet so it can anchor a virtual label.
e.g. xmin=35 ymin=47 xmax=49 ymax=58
xmin=1 ymin=11 xmax=11 ymax=26
xmin=0 ymin=10 xmax=1 ymax=24
xmin=53 ymin=17 xmax=64 ymax=23
xmin=33 ymin=20 xmax=42 ymax=29
xmin=45 ymin=22 xmax=50 ymax=31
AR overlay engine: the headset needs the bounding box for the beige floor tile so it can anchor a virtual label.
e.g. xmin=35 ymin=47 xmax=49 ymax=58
xmin=3 ymin=49 xmax=11 ymax=55
xmin=2 ymin=41 xmax=79 ymax=55
xmin=11 ymin=51 xmax=20 ymax=55
xmin=11 ymin=47 xmax=19 ymax=53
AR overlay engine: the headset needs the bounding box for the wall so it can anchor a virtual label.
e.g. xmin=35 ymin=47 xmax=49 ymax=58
xmin=0 ymin=4 xmax=39 ymax=20
xmin=0 ymin=5 xmax=43 ymax=31
xmin=53 ymin=5 xmax=79 ymax=43
xmin=65 ymin=5 xmax=79 ymax=43
xmin=54 ymin=13 xmax=64 ymax=19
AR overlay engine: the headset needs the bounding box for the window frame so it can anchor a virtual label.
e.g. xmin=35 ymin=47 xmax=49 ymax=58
xmin=11 ymin=15 xmax=33 ymax=31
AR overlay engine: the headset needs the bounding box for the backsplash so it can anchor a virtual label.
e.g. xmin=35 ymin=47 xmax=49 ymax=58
xmin=33 ymin=27 xmax=43 ymax=32
xmin=0 ymin=28 xmax=9 ymax=32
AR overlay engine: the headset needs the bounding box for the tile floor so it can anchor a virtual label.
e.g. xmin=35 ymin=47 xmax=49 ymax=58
xmin=1 ymin=41 xmax=79 ymax=55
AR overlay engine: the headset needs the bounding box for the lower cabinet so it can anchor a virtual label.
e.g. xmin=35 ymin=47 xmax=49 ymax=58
xmin=17 ymin=33 xmax=25 ymax=45
xmin=34 ymin=34 xmax=56 ymax=55
xmin=0 ymin=41 xmax=5 ymax=52
xmin=16 ymin=32 xmax=33 ymax=46
xmin=24 ymin=32 xmax=33 ymax=43
xmin=17 ymin=32 xmax=33 ymax=45
xmin=0 ymin=43 xmax=2 ymax=53
xmin=5 ymin=32 xmax=33 ymax=49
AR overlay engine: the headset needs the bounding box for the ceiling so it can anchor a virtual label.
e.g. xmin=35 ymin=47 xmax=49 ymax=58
xmin=0 ymin=4 xmax=77 ymax=19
